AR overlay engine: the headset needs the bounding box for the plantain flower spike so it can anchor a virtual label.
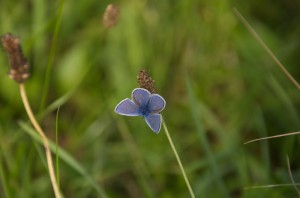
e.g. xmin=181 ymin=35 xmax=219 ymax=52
xmin=103 ymin=4 xmax=120 ymax=29
xmin=137 ymin=69 xmax=157 ymax=94
xmin=1 ymin=33 xmax=30 ymax=83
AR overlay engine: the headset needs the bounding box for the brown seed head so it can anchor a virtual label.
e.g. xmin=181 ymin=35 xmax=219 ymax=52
xmin=137 ymin=69 xmax=157 ymax=94
xmin=103 ymin=4 xmax=120 ymax=29
xmin=1 ymin=33 xmax=30 ymax=83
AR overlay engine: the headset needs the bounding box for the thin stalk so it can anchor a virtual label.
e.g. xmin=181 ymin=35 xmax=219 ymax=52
xmin=19 ymin=83 xmax=61 ymax=198
xmin=233 ymin=7 xmax=300 ymax=91
xmin=286 ymin=156 xmax=300 ymax=197
xmin=244 ymin=131 xmax=300 ymax=144
xmin=162 ymin=118 xmax=195 ymax=198
xmin=244 ymin=183 xmax=300 ymax=190
xmin=55 ymin=107 xmax=61 ymax=193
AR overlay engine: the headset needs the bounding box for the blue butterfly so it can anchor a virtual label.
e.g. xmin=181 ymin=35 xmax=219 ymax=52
xmin=115 ymin=88 xmax=166 ymax=133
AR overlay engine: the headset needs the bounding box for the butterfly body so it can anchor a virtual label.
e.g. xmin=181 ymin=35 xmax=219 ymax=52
xmin=115 ymin=88 xmax=166 ymax=133
xmin=138 ymin=98 xmax=155 ymax=117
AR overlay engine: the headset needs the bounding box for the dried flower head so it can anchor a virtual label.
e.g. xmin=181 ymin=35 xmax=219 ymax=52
xmin=1 ymin=33 xmax=30 ymax=83
xmin=137 ymin=69 xmax=157 ymax=94
xmin=103 ymin=4 xmax=119 ymax=29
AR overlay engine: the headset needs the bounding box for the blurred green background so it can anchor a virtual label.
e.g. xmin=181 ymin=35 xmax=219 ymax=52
xmin=1 ymin=0 xmax=300 ymax=197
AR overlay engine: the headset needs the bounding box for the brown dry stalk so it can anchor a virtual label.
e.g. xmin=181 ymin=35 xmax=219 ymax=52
xmin=20 ymin=84 xmax=61 ymax=198
xmin=244 ymin=131 xmax=300 ymax=144
xmin=233 ymin=8 xmax=300 ymax=91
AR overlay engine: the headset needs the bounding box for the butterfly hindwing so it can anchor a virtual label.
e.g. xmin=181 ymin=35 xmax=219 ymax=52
xmin=148 ymin=94 xmax=166 ymax=113
xmin=145 ymin=113 xmax=162 ymax=133
xmin=115 ymin=98 xmax=140 ymax=116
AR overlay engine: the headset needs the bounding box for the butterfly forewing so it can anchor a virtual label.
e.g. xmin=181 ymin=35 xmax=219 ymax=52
xmin=145 ymin=114 xmax=162 ymax=133
xmin=132 ymin=88 xmax=151 ymax=107
xmin=115 ymin=98 xmax=140 ymax=116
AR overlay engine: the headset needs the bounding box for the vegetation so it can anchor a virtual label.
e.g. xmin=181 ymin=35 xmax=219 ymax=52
xmin=0 ymin=0 xmax=300 ymax=197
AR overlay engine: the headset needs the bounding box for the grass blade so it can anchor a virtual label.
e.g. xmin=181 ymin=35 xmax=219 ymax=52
xmin=286 ymin=156 xmax=300 ymax=196
xmin=186 ymin=76 xmax=229 ymax=197
xmin=19 ymin=121 xmax=108 ymax=198
xmin=39 ymin=0 xmax=65 ymax=112
xmin=0 ymin=153 xmax=11 ymax=198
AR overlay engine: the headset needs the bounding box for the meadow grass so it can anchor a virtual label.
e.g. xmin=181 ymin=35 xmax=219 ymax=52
xmin=0 ymin=0 xmax=300 ymax=197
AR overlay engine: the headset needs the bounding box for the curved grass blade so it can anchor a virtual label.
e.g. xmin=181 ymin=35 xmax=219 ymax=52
xmin=19 ymin=121 xmax=108 ymax=198
xmin=286 ymin=156 xmax=300 ymax=196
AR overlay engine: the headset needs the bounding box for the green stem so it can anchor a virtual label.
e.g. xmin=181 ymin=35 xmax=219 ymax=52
xmin=162 ymin=118 xmax=195 ymax=198
xmin=39 ymin=0 xmax=65 ymax=112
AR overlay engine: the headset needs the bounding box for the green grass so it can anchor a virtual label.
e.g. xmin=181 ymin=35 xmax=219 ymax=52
xmin=1 ymin=0 xmax=300 ymax=197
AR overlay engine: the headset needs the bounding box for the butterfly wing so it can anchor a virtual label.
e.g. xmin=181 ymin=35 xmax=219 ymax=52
xmin=132 ymin=88 xmax=151 ymax=107
xmin=115 ymin=99 xmax=140 ymax=116
xmin=145 ymin=113 xmax=162 ymax=133
xmin=148 ymin=94 xmax=166 ymax=113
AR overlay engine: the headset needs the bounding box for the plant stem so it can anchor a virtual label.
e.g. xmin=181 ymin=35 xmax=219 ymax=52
xmin=55 ymin=107 xmax=61 ymax=194
xmin=19 ymin=83 xmax=61 ymax=198
xmin=162 ymin=118 xmax=195 ymax=198
xmin=39 ymin=0 xmax=65 ymax=112
xmin=233 ymin=7 xmax=300 ymax=91
xmin=286 ymin=156 xmax=300 ymax=196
